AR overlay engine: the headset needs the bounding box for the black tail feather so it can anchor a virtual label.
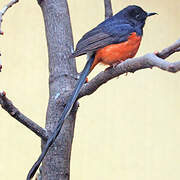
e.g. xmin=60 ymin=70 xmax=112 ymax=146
xmin=26 ymin=55 xmax=95 ymax=180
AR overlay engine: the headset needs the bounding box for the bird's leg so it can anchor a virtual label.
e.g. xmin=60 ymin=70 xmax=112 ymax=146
xmin=104 ymin=60 xmax=124 ymax=71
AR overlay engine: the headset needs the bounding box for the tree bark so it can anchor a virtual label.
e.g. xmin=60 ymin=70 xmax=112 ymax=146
xmin=40 ymin=0 xmax=77 ymax=179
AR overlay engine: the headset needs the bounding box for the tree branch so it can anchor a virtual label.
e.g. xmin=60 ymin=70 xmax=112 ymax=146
xmin=157 ymin=38 xmax=180 ymax=59
xmin=0 ymin=91 xmax=48 ymax=141
xmin=104 ymin=0 xmax=113 ymax=19
xmin=79 ymin=38 xmax=180 ymax=98
xmin=0 ymin=0 xmax=19 ymax=72
xmin=0 ymin=0 xmax=19 ymax=35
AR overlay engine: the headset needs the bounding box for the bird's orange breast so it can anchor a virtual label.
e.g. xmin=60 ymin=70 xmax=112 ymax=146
xmin=90 ymin=32 xmax=142 ymax=71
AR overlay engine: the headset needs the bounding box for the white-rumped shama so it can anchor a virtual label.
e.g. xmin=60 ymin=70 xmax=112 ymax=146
xmin=27 ymin=5 xmax=157 ymax=180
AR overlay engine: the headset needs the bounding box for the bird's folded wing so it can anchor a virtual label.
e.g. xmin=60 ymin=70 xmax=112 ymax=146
xmin=70 ymin=24 xmax=134 ymax=58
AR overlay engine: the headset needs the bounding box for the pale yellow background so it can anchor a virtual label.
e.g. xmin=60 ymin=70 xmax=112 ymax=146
xmin=0 ymin=0 xmax=180 ymax=179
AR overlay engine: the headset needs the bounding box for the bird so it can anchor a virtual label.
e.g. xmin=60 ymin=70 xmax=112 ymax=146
xmin=27 ymin=5 xmax=157 ymax=180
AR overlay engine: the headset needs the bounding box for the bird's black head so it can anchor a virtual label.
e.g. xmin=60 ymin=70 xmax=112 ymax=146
xmin=116 ymin=5 xmax=157 ymax=27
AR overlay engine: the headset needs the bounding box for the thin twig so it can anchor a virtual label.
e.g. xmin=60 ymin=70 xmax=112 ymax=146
xmin=0 ymin=91 xmax=48 ymax=141
xmin=0 ymin=0 xmax=19 ymax=35
xmin=157 ymin=38 xmax=180 ymax=59
xmin=104 ymin=0 xmax=113 ymax=19
xmin=78 ymin=38 xmax=180 ymax=98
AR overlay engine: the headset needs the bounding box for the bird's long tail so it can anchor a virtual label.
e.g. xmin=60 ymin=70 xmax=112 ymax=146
xmin=26 ymin=55 xmax=95 ymax=180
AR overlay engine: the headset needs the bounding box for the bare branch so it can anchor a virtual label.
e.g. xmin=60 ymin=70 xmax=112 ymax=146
xmin=157 ymin=38 xmax=180 ymax=59
xmin=104 ymin=0 xmax=113 ymax=19
xmin=0 ymin=91 xmax=48 ymax=141
xmin=79 ymin=39 xmax=180 ymax=98
xmin=0 ymin=0 xmax=19 ymax=35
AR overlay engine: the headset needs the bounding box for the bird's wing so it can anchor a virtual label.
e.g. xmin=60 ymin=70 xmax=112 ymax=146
xmin=71 ymin=24 xmax=134 ymax=58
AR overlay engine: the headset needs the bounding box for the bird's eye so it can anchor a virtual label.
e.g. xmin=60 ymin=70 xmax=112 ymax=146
xmin=136 ymin=13 xmax=141 ymax=20
xmin=130 ymin=9 xmax=141 ymax=19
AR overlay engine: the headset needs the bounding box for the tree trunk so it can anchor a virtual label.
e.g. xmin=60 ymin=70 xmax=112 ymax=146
xmin=40 ymin=0 xmax=77 ymax=179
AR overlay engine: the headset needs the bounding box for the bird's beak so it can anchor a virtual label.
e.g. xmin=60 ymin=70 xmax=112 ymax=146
xmin=147 ymin=12 xmax=158 ymax=17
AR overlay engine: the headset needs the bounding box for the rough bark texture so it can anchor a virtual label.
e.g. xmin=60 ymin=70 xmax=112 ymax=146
xmin=40 ymin=0 xmax=77 ymax=179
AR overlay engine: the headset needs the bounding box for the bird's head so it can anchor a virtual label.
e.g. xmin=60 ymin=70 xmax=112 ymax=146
xmin=117 ymin=5 xmax=157 ymax=27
